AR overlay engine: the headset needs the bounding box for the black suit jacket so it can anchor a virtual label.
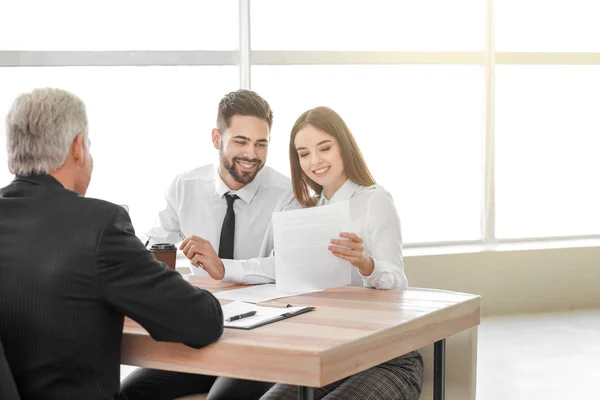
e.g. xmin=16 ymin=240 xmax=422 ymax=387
xmin=0 ymin=338 xmax=20 ymax=399
xmin=0 ymin=175 xmax=223 ymax=400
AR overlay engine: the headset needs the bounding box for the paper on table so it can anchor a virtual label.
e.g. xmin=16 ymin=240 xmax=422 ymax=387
xmin=222 ymin=301 xmax=311 ymax=329
xmin=272 ymin=200 xmax=352 ymax=293
xmin=214 ymin=284 xmax=320 ymax=303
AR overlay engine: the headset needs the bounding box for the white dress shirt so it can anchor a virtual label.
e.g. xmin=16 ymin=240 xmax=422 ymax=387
xmin=146 ymin=164 xmax=291 ymax=275
xmin=223 ymin=179 xmax=408 ymax=290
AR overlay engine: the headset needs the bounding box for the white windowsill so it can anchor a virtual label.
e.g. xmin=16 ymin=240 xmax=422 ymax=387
xmin=404 ymin=237 xmax=600 ymax=258
xmin=169 ymin=237 xmax=600 ymax=268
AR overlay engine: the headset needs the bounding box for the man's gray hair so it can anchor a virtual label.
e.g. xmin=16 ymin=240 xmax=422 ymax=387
xmin=6 ymin=87 xmax=89 ymax=176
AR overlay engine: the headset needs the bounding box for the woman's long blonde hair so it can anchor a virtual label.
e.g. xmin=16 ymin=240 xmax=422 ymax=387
xmin=289 ymin=107 xmax=376 ymax=207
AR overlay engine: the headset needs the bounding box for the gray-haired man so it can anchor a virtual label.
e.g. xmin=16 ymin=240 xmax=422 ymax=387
xmin=0 ymin=88 xmax=224 ymax=400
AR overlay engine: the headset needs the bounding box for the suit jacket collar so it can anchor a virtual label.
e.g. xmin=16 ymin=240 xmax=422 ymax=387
xmin=13 ymin=174 xmax=65 ymax=188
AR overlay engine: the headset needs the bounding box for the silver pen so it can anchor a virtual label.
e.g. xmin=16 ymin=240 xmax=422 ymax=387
xmin=180 ymin=233 xmax=204 ymax=270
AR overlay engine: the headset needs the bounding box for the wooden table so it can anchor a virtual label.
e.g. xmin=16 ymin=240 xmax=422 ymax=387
xmin=122 ymin=276 xmax=481 ymax=400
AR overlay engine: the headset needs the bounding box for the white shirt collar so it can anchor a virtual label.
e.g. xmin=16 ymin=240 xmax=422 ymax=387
xmin=213 ymin=163 xmax=261 ymax=204
xmin=318 ymin=179 xmax=360 ymax=206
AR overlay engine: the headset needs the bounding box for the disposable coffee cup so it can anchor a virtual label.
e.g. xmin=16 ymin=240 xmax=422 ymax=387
xmin=150 ymin=243 xmax=177 ymax=270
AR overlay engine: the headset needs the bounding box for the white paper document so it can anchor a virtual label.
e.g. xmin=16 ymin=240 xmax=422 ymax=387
xmin=222 ymin=301 xmax=313 ymax=329
xmin=272 ymin=200 xmax=352 ymax=293
xmin=214 ymin=284 xmax=319 ymax=303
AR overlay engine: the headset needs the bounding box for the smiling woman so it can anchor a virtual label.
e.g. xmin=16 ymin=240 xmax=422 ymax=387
xmin=291 ymin=107 xmax=376 ymax=206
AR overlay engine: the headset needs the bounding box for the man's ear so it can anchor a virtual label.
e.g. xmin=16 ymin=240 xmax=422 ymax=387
xmin=71 ymin=134 xmax=85 ymax=166
xmin=211 ymin=128 xmax=221 ymax=150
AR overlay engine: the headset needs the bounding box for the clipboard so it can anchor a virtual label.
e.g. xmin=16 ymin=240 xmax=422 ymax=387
xmin=222 ymin=301 xmax=315 ymax=330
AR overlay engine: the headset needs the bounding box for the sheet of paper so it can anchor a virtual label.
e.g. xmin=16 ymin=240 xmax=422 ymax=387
xmin=214 ymin=284 xmax=320 ymax=303
xmin=222 ymin=301 xmax=309 ymax=329
xmin=272 ymin=200 xmax=352 ymax=293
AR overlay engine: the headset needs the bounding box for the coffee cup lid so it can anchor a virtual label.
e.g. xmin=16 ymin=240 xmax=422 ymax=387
xmin=150 ymin=243 xmax=177 ymax=251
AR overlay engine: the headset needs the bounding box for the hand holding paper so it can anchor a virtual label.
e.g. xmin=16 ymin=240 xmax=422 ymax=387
xmin=273 ymin=200 xmax=352 ymax=292
xmin=329 ymin=232 xmax=374 ymax=276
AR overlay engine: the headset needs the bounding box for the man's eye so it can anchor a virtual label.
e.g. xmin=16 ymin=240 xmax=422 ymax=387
xmin=235 ymin=141 xmax=246 ymax=145
xmin=257 ymin=143 xmax=268 ymax=148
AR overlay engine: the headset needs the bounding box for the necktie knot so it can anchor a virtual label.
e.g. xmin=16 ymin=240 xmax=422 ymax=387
xmin=225 ymin=193 xmax=239 ymax=207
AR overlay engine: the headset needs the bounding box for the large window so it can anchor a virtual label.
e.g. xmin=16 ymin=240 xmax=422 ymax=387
xmin=495 ymin=0 xmax=600 ymax=52
xmin=0 ymin=0 xmax=238 ymax=235
xmin=495 ymin=66 xmax=600 ymax=239
xmin=494 ymin=0 xmax=600 ymax=240
xmin=1 ymin=0 xmax=599 ymax=246
xmin=0 ymin=67 xmax=237 ymax=233
xmin=0 ymin=0 xmax=238 ymax=50
xmin=253 ymin=65 xmax=483 ymax=243
xmin=251 ymin=0 xmax=484 ymax=51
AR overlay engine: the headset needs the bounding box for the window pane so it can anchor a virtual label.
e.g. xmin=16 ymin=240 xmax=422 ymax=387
xmin=252 ymin=66 xmax=483 ymax=244
xmin=496 ymin=0 xmax=600 ymax=51
xmin=0 ymin=0 xmax=237 ymax=50
xmin=495 ymin=66 xmax=600 ymax=238
xmin=251 ymin=0 xmax=484 ymax=51
xmin=0 ymin=66 xmax=238 ymax=235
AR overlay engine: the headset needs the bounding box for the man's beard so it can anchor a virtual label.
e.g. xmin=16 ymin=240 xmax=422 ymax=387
xmin=219 ymin=148 xmax=263 ymax=185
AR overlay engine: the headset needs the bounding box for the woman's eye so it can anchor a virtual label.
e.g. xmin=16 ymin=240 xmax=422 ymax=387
xmin=299 ymin=153 xmax=309 ymax=158
xmin=320 ymin=147 xmax=331 ymax=152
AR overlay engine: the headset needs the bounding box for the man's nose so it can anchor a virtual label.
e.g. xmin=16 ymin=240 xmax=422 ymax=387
xmin=242 ymin=143 xmax=258 ymax=160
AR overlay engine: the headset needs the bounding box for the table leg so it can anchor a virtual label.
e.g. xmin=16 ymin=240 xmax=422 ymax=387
xmin=434 ymin=338 xmax=446 ymax=400
xmin=298 ymin=386 xmax=314 ymax=400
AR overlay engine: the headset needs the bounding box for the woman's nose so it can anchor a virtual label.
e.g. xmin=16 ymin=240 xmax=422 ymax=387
xmin=310 ymin=154 xmax=323 ymax=167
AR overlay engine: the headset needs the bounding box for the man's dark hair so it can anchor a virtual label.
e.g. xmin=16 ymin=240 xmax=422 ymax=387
xmin=216 ymin=89 xmax=273 ymax=133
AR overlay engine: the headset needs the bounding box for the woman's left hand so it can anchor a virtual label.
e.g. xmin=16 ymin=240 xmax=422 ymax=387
xmin=329 ymin=232 xmax=375 ymax=276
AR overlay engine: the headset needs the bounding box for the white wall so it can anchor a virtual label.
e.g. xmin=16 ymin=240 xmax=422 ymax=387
xmin=405 ymin=245 xmax=600 ymax=315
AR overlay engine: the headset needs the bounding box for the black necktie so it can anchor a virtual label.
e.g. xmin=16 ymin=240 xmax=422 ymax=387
xmin=218 ymin=194 xmax=239 ymax=259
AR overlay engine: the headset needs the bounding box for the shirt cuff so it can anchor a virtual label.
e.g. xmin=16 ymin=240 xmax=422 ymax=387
xmin=221 ymin=259 xmax=246 ymax=283
xmin=359 ymin=257 xmax=383 ymax=288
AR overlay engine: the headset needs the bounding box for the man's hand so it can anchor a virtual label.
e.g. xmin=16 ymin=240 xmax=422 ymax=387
xmin=179 ymin=236 xmax=225 ymax=280
xmin=329 ymin=232 xmax=375 ymax=276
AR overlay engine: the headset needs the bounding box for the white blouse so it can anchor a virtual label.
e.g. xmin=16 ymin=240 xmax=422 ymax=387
xmin=223 ymin=179 xmax=408 ymax=290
